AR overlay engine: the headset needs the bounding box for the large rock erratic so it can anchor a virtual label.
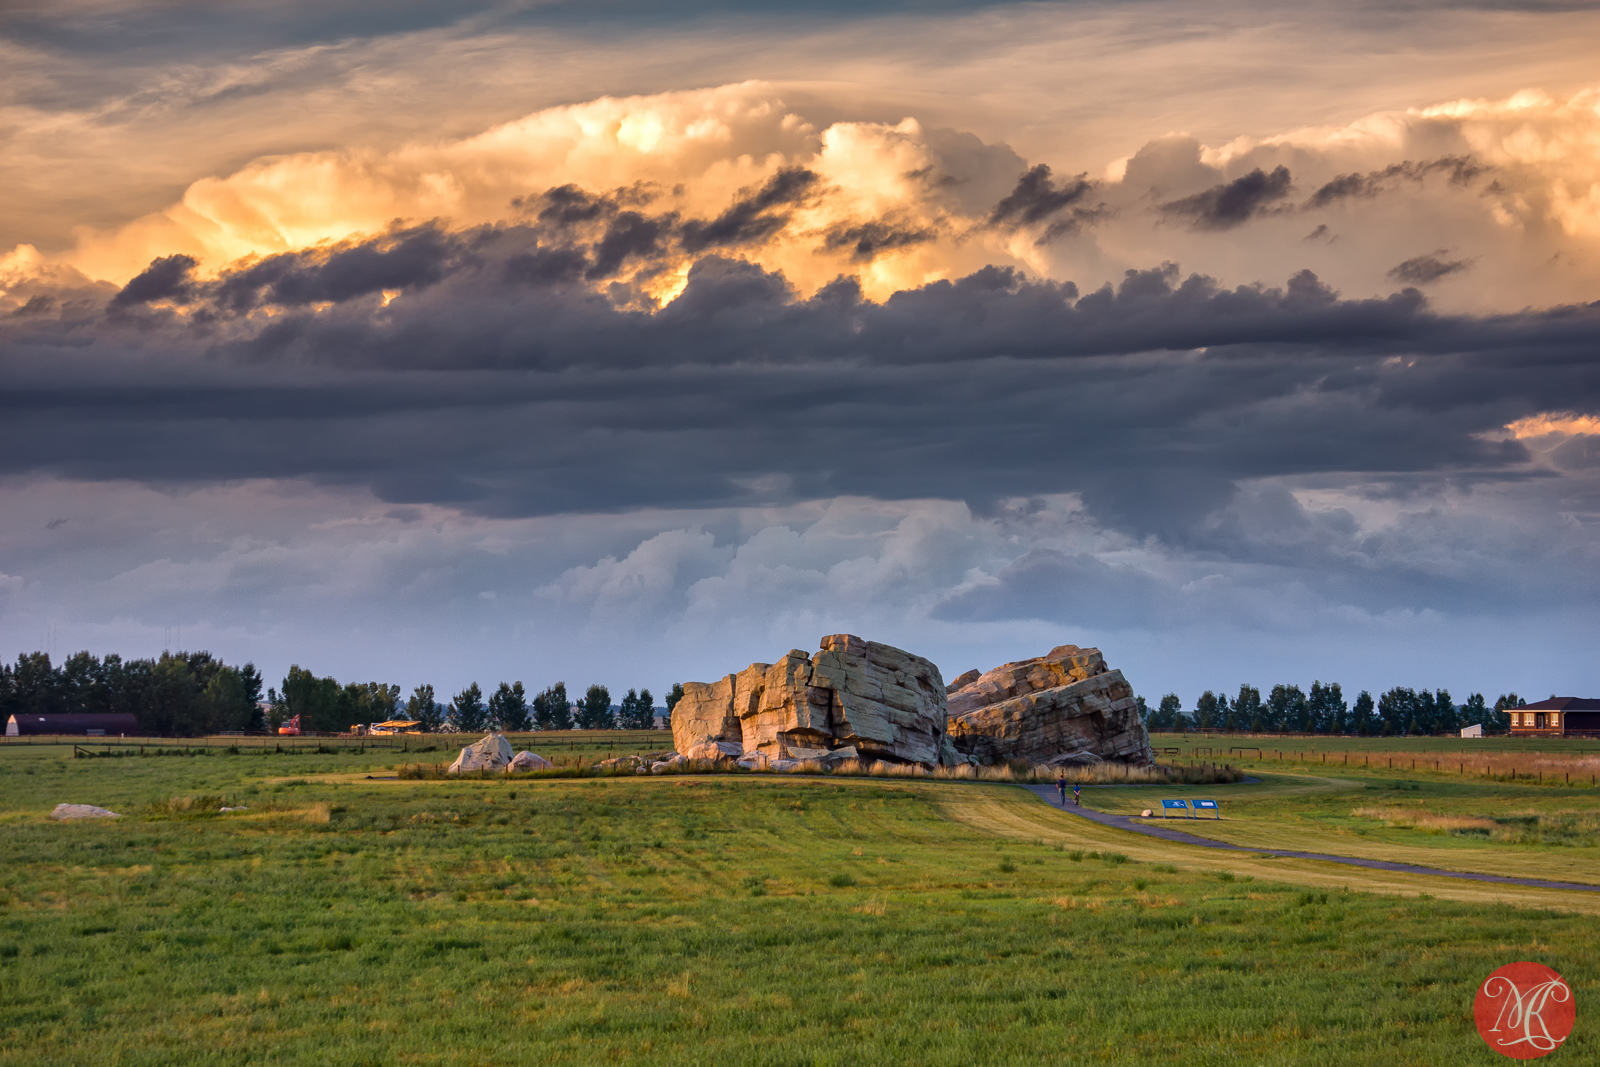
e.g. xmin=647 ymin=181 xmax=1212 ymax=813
xmin=672 ymin=634 xmax=960 ymax=767
xmin=448 ymin=733 xmax=513 ymax=774
xmin=946 ymin=645 xmax=1153 ymax=766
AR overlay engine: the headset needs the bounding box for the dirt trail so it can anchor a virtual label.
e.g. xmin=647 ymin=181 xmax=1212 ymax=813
xmin=940 ymin=784 xmax=1600 ymax=915
xmin=1022 ymin=784 xmax=1600 ymax=892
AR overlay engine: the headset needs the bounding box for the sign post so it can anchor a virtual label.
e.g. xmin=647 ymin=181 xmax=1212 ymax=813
xmin=1161 ymin=799 xmax=1189 ymax=819
xmin=1192 ymin=799 xmax=1220 ymax=819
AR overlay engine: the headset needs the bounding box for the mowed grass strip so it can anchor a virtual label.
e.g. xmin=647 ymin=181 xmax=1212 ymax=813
xmin=1071 ymin=766 xmax=1600 ymax=886
xmin=1 ymin=749 xmax=1596 ymax=1065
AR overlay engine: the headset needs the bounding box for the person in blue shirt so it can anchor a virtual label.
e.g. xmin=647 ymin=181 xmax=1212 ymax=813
xmin=1073 ymin=783 xmax=1081 ymax=806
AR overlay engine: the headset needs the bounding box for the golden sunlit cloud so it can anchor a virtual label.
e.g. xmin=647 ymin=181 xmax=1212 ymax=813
xmin=6 ymin=82 xmax=1600 ymax=313
xmin=1507 ymin=412 xmax=1600 ymax=439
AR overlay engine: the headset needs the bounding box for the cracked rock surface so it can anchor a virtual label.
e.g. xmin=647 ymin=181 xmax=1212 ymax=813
xmin=945 ymin=644 xmax=1153 ymax=766
xmin=672 ymin=634 xmax=957 ymax=767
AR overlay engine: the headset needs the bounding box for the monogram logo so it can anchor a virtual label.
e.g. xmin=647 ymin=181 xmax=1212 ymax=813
xmin=1474 ymin=962 xmax=1576 ymax=1059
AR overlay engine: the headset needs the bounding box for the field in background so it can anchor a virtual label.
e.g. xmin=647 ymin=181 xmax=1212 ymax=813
xmin=2 ymin=742 xmax=1598 ymax=1064
xmin=1150 ymin=731 xmax=1600 ymax=786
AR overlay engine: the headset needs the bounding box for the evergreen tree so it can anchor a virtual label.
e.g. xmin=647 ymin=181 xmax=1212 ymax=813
xmin=489 ymin=681 xmax=530 ymax=732
xmin=1193 ymin=690 xmax=1218 ymax=731
xmin=617 ymin=687 xmax=656 ymax=729
xmin=240 ymin=663 xmax=266 ymax=732
xmin=1351 ymin=690 xmax=1375 ymax=735
xmin=406 ymin=684 xmax=444 ymax=732
xmin=1217 ymin=693 xmax=1233 ymax=731
xmin=664 ymin=683 xmax=684 ymax=728
xmin=1462 ymin=693 xmax=1490 ymax=733
xmin=1234 ymin=684 xmax=1263 ymax=732
xmin=579 ymin=684 xmax=614 ymax=730
xmin=1327 ymin=682 xmax=1348 ymax=735
xmin=1266 ymin=684 xmax=1306 ymax=733
xmin=533 ymin=682 xmax=572 ymax=730
xmin=450 ymin=682 xmax=488 ymax=733
xmin=1431 ymin=689 xmax=1457 ymax=735
xmin=1309 ymin=681 xmax=1349 ymax=734
xmin=1134 ymin=695 xmax=1150 ymax=724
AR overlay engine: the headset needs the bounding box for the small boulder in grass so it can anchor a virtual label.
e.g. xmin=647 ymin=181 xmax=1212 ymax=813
xmin=508 ymin=750 xmax=552 ymax=772
xmin=1140 ymin=809 xmax=1153 ymax=818
xmin=50 ymin=803 xmax=121 ymax=820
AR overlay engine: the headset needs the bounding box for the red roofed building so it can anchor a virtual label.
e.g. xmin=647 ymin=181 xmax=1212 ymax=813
xmin=1508 ymin=698 xmax=1600 ymax=738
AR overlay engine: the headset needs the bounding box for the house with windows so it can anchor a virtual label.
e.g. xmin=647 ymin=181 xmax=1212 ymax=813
xmin=1507 ymin=698 xmax=1600 ymax=738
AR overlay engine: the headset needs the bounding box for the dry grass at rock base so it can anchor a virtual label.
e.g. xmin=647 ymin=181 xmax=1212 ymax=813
xmin=396 ymin=757 xmax=1242 ymax=785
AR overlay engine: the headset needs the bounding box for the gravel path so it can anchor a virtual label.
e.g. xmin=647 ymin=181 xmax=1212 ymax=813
xmin=1023 ymin=784 xmax=1600 ymax=893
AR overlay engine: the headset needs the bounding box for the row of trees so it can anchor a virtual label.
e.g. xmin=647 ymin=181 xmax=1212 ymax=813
xmin=0 ymin=650 xmax=264 ymax=736
xmin=271 ymin=669 xmax=685 ymax=735
xmin=1141 ymin=683 xmax=1530 ymax=736
xmin=0 ymin=649 xmax=686 ymax=737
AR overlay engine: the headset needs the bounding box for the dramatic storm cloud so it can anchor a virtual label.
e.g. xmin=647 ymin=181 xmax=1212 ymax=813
xmin=2 ymin=0 xmax=1599 ymax=702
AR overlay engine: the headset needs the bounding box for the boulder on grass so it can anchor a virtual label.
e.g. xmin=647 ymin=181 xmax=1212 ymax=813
xmin=448 ymin=733 xmax=514 ymax=774
xmin=509 ymin=750 xmax=552 ymax=772
xmin=669 ymin=634 xmax=954 ymax=768
xmin=50 ymin=803 xmax=120 ymax=820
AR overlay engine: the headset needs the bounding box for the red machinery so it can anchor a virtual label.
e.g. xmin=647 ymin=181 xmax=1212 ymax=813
xmin=277 ymin=714 xmax=302 ymax=736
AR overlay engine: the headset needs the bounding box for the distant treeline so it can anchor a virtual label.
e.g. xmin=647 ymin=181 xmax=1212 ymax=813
xmin=0 ymin=650 xmax=688 ymax=737
xmin=1138 ymin=683 xmax=1530 ymax=735
xmin=0 ymin=651 xmax=264 ymax=736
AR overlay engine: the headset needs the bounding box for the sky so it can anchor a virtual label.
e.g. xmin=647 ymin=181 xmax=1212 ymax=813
xmin=2 ymin=0 xmax=1599 ymax=708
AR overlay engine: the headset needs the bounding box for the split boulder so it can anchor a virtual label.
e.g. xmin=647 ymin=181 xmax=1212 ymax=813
xmin=946 ymin=644 xmax=1153 ymax=766
xmin=671 ymin=635 xmax=957 ymax=767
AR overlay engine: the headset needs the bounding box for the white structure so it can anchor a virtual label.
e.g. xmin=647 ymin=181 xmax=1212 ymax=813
xmin=1460 ymin=723 xmax=1483 ymax=738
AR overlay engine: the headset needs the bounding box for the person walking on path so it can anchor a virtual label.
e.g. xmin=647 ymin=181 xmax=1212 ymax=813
xmin=1073 ymin=783 xmax=1081 ymax=807
xmin=1056 ymin=771 xmax=1067 ymax=806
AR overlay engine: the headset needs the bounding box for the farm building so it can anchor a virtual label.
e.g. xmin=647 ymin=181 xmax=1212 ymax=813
xmin=5 ymin=713 xmax=140 ymax=737
xmin=1507 ymin=698 xmax=1600 ymax=738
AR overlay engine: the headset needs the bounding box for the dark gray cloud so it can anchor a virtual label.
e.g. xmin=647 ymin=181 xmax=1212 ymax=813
xmin=109 ymin=254 xmax=198 ymax=308
xmin=1389 ymin=251 xmax=1474 ymax=284
xmin=989 ymin=165 xmax=1093 ymax=225
xmin=1160 ymin=165 xmax=1292 ymax=230
xmin=5 ymin=218 xmax=1600 ymax=551
xmin=821 ymin=220 xmax=937 ymax=262
xmin=679 ymin=168 xmax=820 ymax=253
xmin=1305 ymin=156 xmax=1486 ymax=209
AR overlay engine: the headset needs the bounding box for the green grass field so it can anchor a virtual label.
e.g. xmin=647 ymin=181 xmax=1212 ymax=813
xmin=2 ymin=737 xmax=1595 ymax=1064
